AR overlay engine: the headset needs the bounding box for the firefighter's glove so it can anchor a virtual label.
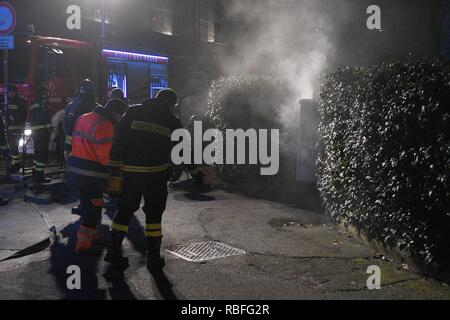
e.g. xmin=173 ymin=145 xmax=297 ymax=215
xmin=107 ymin=176 xmax=123 ymax=196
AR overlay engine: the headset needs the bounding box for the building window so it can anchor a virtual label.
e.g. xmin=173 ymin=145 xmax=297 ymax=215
xmin=197 ymin=0 xmax=215 ymax=42
xmin=148 ymin=0 xmax=173 ymax=35
xmin=79 ymin=0 xmax=113 ymax=24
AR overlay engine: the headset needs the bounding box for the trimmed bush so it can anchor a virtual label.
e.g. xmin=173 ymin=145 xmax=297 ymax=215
xmin=317 ymin=58 xmax=450 ymax=271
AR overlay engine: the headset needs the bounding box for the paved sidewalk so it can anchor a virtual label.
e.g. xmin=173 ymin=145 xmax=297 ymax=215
xmin=0 ymin=186 xmax=449 ymax=300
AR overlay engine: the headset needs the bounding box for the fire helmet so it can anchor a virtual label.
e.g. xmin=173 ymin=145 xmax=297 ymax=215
xmin=156 ymin=88 xmax=178 ymax=107
xmin=77 ymin=79 xmax=95 ymax=97
xmin=108 ymin=87 xmax=126 ymax=102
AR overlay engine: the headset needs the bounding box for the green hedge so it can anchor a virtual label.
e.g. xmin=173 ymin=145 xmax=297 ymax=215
xmin=317 ymin=58 xmax=450 ymax=271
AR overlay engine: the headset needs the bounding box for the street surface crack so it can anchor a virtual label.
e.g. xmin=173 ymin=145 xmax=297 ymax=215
xmin=248 ymin=252 xmax=372 ymax=261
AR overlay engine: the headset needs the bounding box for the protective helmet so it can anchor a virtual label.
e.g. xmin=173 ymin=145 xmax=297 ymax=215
xmin=156 ymin=88 xmax=178 ymax=107
xmin=108 ymin=87 xmax=126 ymax=101
xmin=104 ymin=98 xmax=128 ymax=115
xmin=77 ymin=79 xmax=95 ymax=97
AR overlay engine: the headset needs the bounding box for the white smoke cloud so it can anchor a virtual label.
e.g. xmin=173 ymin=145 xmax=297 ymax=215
xmin=219 ymin=0 xmax=337 ymax=127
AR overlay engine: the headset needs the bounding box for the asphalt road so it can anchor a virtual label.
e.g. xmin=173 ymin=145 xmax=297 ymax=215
xmin=0 ymin=182 xmax=449 ymax=300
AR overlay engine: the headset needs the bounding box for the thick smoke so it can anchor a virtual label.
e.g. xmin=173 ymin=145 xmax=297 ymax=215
xmin=218 ymin=0 xmax=337 ymax=127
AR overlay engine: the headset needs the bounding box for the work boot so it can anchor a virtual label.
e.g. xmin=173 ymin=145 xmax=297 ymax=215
xmin=0 ymin=197 xmax=8 ymax=206
xmin=71 ymin=204 xmax=83 ymax=216
xmin=146 ymin=236 xmax=165 ymax=273
xmin=8 ymin=163 xmax=21 ymax=175
xmin=32 ymin=171 xmax=51 ymax=184
xmin=75 ymin=225 xmax=103 ymax=256
xmin=104 ymin=229 xmax=129 ymax=271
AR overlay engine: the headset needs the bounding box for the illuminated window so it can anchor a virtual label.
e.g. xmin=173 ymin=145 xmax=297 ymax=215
xmin=148 ymin=0 xmax=173 ymax=35
xmin=197 ymin=0 xmax=215 ymax=42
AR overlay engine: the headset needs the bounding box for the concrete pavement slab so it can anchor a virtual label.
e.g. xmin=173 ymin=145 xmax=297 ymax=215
xmin=0 ymin=186 xmax=449 ymax=299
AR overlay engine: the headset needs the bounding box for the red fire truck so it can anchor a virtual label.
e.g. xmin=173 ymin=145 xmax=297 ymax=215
xmin=1 ymin=34 xmax=169 ymax=161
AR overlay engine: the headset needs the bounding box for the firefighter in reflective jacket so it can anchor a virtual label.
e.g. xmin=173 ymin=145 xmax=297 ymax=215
xmin=66 ymin=99 xmax=127 ymax=255
xmin=63 ymin=79 xmax=98 ymax=156
xmin=5 ymin=84 xmax=28 ymax=174
xmin=29 ymin=84 xmax=52 ymax=187
xmin=105 ymin=89 xmax=182 ymax=273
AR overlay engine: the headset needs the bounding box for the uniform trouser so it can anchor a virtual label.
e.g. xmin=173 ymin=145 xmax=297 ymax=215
xmin=6 ymin=130 xmax=23 ymax=171
xmin=31 ymin=130 xmax=50 ymax=180
xmin=79 ymin=182 xmax=106 ymax=228
xmin=111 ymin=171 xmax=169 ymax=253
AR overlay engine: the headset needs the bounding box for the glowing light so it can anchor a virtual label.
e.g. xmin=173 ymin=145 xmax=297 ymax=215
xmin=19 ymin=139 xmax=24 ymax=147
xmin=123 ymin=75 xmax=127 ymax=98
xmin=24 ymin=129 xmax=32 ymax=136
xmin=102 ymin=49 xmax=169 ymax=63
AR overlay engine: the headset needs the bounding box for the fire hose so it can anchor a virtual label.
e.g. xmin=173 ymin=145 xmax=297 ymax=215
xmin=0 ymin=202 xmax=60 ymax=262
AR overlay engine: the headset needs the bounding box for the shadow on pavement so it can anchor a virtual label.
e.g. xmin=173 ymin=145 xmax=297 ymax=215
xmin=170 ymin=180 xmax=214 ymax=196
xmin=105 ymin=272 xmax=138 ymax=300
xmin=104 ymin=207 xmax=147 ymax=255
xmin=49 ymin=221 xmax=107 ymax=299
xmin=49 ymin=220 xmax=139 ymax=300
xmin=149 ymin=267 xmax=179 ymax=300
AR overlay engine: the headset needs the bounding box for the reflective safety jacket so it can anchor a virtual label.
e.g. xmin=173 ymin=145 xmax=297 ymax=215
xmin=7 ymin=94 xmax=28 ymax=131
xmin=66 ymin=106 xmax=117 ymax=187
xmin=29 ymin=99 xmax=52 ymax=132
xmin=63 ymin=96 xmax=99 ymax=153
xmin=109 ymin=99 xmax=182 ymax=174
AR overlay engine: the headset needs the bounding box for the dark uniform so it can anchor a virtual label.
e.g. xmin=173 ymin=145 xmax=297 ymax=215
xmin=105 ymin=91 xmax=182 ymax=272
xmin=6 ymin=86 xmax=28 ymax=173
xmin=29 ymin=86 xmax=52 ymax=184
xmin=63 ymin=79 xmax=98 ymax=156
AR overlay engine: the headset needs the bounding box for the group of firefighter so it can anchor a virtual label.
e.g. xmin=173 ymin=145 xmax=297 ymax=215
xmin=0 ymin=80 xmax=205 ymax=276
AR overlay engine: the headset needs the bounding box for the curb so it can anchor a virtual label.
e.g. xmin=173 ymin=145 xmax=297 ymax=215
xmin=338 ymin=219 xmax=450 ymax=283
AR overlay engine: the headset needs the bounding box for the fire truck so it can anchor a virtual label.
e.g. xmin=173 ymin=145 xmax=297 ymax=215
xmin=1 ymin=34 xmax=170 ymax=163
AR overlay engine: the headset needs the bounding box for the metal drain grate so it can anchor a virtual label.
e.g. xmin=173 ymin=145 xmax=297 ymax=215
xmin=167 ymin=241 xmax=246 ymax=262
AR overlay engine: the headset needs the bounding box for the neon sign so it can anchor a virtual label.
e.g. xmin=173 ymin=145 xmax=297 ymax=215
xmin=102 ymin=49 xmax=169 ymax=64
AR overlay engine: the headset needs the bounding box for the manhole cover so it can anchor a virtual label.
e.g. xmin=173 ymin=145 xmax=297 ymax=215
xmin=167 ymin=241 xmax=246 ymax=262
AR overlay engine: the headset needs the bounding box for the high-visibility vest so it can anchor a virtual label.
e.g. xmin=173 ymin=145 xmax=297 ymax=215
xmin=67 ymin=108 xmax=115 ymax=184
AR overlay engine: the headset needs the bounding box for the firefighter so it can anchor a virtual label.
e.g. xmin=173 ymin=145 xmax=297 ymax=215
xmin=105 ymin=89 xmax=183 ymax=274
xmin=66 ymin=99 xmax=128 ymax=255
xmin=64 ymin=79 xmax=99 ymax=215
xmin=5 ymin=84 xmax=28 ymax=175
xmin=102 ymin=88 xmax=129 ymax=211
xmin=29 ymin=84 xmax=52 ymax=188
xmin=63 ymin=79 xmax=98 ymax=156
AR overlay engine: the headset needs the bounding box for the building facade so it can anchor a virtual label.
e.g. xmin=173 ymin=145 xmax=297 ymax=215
xmin=11 ymin=0 xmax=222 ymax=101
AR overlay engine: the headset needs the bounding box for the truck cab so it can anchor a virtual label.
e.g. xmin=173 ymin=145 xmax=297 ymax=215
xmin=1 ymin=36 xmax=97 ymax=162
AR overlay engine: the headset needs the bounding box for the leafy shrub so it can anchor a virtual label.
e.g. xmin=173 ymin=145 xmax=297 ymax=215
xmin=317 ymin=58 xmax=450 ymax=271
xmin=202 ymin=74 xmax=299 ymax=200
